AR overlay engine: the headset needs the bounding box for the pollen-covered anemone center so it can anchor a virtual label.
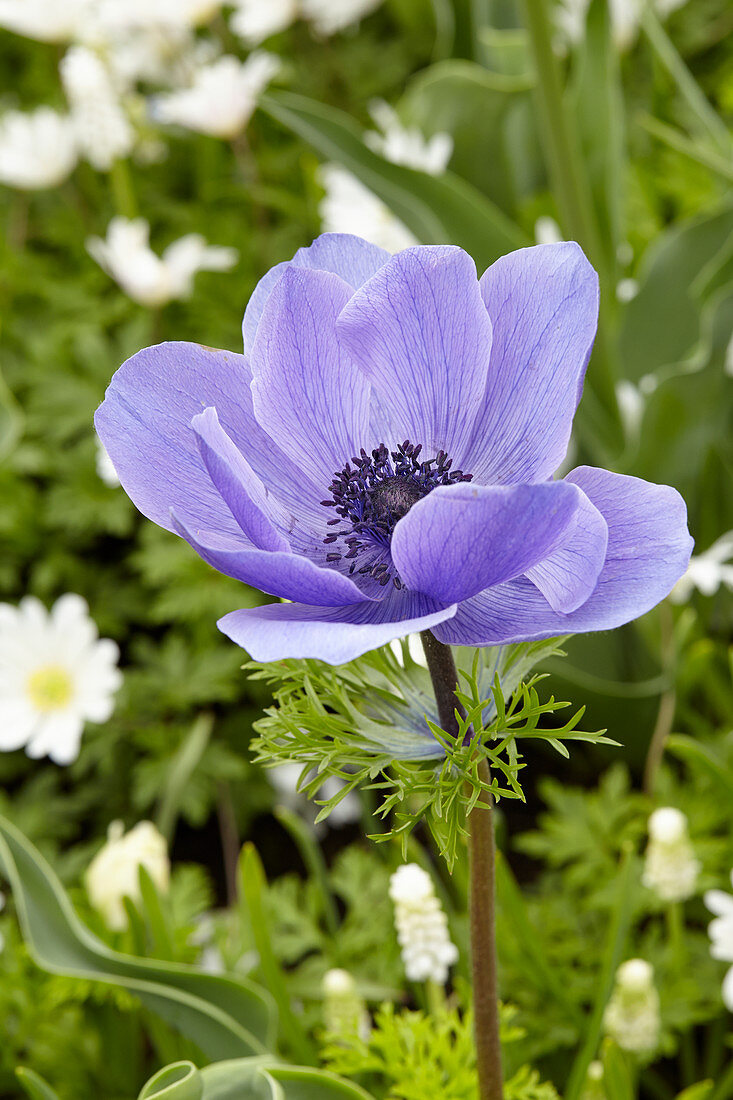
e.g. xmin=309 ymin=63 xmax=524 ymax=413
xmin=27 ymin=664 xmax=73 ymax=712
xmin=321 ymin=441 xmax=472 ymax=590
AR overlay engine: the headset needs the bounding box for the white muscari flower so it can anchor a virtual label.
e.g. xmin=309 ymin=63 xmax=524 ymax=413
xmin=301 ymin=0 xmax=383 ymax=35
xmin=0 ymin=108 xmax=78 ymax=190
xmin=87 ymin=216 xmax=238 ymax=307
xmin=389 ymin=863 xmax=458 ymax=984
xmin=60 ymin=45 xmax=135 ymax=170
xmin=96 ymin=437 xmax=121 ymax=487
xmin=603 ymin=959 xmax=661 ymax=1054
xmin=705 ymin=872 xmax=733 ymax=1011
xmin=670 ymin=531 xmax=733 ymax=604
xmin=580 ymin=1061 xmax=604 ymax=1100
xmin=642 ymin=807 xmax=700 ymax=903
xmin=230 ymin=0 xmax=298 ymax=44
xmin=0 ymin=595 xmax=121 ymax=765
xmin=86 ymin=821 xmax=170 ymax=931
xmin=153 ymin=52 xmax=279 ymax=139
xmin=322 ymin=968 xmax=371 ymax=1040
xmin=0 ymin=0 xmax=92 ymax=41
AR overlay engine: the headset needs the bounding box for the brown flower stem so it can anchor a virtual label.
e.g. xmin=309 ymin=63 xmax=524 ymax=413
xmin=420 ymin=631 xmax=504 ymax=1100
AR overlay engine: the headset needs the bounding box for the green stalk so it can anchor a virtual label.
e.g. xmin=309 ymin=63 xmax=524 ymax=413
xmin=420 ymin=632 xmax=504 ymax=1100
xmin=109 ymin=158 xmax=137 ymax=219
xmin=521 ymin=0 xmax=620 ymax=441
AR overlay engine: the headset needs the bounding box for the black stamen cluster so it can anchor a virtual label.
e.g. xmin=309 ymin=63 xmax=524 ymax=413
xmin=321 ymin=441 xmax=472 ymax=589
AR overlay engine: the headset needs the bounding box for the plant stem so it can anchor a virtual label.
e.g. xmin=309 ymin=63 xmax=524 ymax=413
xmin=420 ymin=632 xmax=504 ymax=1100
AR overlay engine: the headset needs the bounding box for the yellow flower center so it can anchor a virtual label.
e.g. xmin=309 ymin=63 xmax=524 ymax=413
xmin=27 ymin=664 xmax=73 ymax=712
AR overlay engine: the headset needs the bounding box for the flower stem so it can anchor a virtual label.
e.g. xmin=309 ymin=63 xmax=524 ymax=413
xmin=420 ymin=631 xmax=504 ymax=1100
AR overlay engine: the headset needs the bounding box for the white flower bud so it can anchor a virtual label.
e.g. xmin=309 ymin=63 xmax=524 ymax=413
xmin=642 ymin=807 xmax=700 ymax=903
xmin=580 ymin=1061 xmax=604 ymax=1100
xmin=0 ymin=108 xmax=78 ymax=190
xmin=389 ymin=864 xmax=458 ymax=984
xmin=603 ymin=958 xmax=661 ymax=1054
xmin=85 ymin=820 xmax=169 ymax=931
xmin=322 ymin=968 xmax=370 ymax=1041
xmin=60 ymin=46 xmax=135 ymax=170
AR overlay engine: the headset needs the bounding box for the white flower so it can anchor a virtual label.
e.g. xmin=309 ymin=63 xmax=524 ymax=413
xmin=389 ymin=633 xmax=427 ymax=667
xmin=86 ymin=821 xmax=170 ymax=931
xmin=671 ymin=531 xmax=733 ymax=604
xmin=0 ymin=595 xmax=122 ymax=765
xmin=60 ymin=45 xmax=135 ymax=170
xmin=642 ymin=807 xmax=700 ymax=903
xmin=96 ymin=437 xmax=121 ymax=486
xmin=301 ymin=0 xmax=383 ymax=35
xmin=153 ymin=52 xmax=279 ymax=139
xmin=319 ymin=108 xmax=451 ymax=254
xmin=87 ymin=216 xmax=238 ymax=307
xmin=616 ymin=277 xmax=639 ymax=303
xmin=319 ymin=164 xmax=418 ymax=254
xmin=615 ymin=379 xmax=646 ymax=442
xmin=556 ymin=0 xmax=688 ymax=52
xmin=534 ymin=216 xmax=564 ymax=245
xmin=230 ymin=0 xmax=298 ymax=44
xmin=0 ymin=0 xmax=92 ymax=41
xmin=389 ymin=863 xmax=458 ymax=984
xmin=322 ymin=968 xmax=371 ymax=1040
xmin=705 ymin=872 xmax=733 ymax=1010
xmin=365 ymin=101 xmax=453 ymax=176
xmin=603 ymin=959 xmax=661 ymax=1053
xmin=0 ymin=108 xmax=78 ymax=191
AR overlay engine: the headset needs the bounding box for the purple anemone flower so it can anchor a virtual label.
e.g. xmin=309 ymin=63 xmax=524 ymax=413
xmin=95 ymin=234 xmax=693 ymax=665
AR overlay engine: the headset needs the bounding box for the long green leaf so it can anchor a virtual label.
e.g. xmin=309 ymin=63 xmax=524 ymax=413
xmin=15 ymin=1068 xmax=62 ymax=1100
xmin=259 ymin=90 xmax=528 ymax=271
xmin=0 ymin=816 xmax=275 ymax=1060
xmin=666 ymin=735 xmax=733 ymax=798
xmin=139 ymin=1062 xmax=204 ymax=1100
xmin=156 ymin=715 xmax=213 ymax=842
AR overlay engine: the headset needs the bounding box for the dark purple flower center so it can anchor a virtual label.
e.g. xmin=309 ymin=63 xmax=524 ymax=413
xmin=321 ymin=441 xmax=472 ymax=590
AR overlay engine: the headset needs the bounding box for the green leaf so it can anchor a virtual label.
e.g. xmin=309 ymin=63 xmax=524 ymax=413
xmin=618 ymin=204 xmax=733 ymax=381
xmin=15 ymin=1068 xmax=62 ymax=1100
xmin=0 ymin=815 xmax=276 ymax=1060
xmin=600 ymin=1040 xmax=634 ymax=1100
xmin=138 ymin=1062 xmax=204 ymax=1100
xmin=138 ymin=1060 xmax=376 ymax=1100
xmin=666 ymin=735 xmax=733 ymax=799
xmin=259 ymin=90 xmax=529 ymax=270
xmin=156 ymin=714 xmax=214 ymax=842
xmin=675 ymin=1083 xmax=715 ymax=1100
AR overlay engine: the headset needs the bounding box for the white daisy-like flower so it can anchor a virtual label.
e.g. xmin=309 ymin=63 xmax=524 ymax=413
xmin=389 ymin=863 xmax=458 ymax=984
xmin=0 ymin=108 xmax=78 ymax=191
xmin=60 ymin=45 xmax=135 ymax=170
xmin=301 ymin=0 xmax=383 ymax=35
xmin=642 ymin=807 xmax=700 ymax=903
xmin=319 ymin=107 xmax=451 ymax=253
xmin=86 ymin=820 xmax=170 ymax=930
xmin=0 ymin=595 xmax=122 ymax=765
xmin=556 ymin=0 xmax=688 ymax=52
xmin=230 ymin=0 xmax=298 ymax=44
xmin=705 ymin=872 xmax=733 ymax=1010
xmin=603 ymin=958 xmax=661 ymax=1053
xmin=268 ymin=761 xmax=361 ymax=828
xmin=87 ymin=216 xmax=238 ymax=307
xmin=615 ymin=378 xmax=646 ymax=442
xmin=389 ymin=632 xmax=427 ymax=667
xmin=671 ymin=531 xmax=733 ymax=604
xmin=534 ymin=216 xmax=564 ymax=245
xmin=0 ymin=0 xmax=93 ymax=41
xmin=152 ymin=52 xmax=279 ymax=139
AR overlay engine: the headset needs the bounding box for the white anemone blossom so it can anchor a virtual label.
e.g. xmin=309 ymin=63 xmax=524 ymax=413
xmin=268 ymin=761 xmax=361 ymax=829
xmin=87 ymin=216 xmax=238 ymax=307
xmin=86 ymin=821 xmax=170 ymax=930
xmin=0 ymin=595 xmax=122 ymax=765
xmin=60 ymin=45 xmax=135 ymax=170
xmin=603 ymin=959 xmax=661 ymax=1053
xmin=152 ymin=52 xmax=279 ymax=139
xmin=671 ymin=531 xmax=733 ymax=603
xmin=0 ymin=108 xmax=78 ymax=190
xmin=642 ymin=807 xmax=700 ymax=903
xmin=0 ymin=0 xmax=93 ymax=41
xmin=389 ymin=863 xmax=458 ymax=984
xmin=230 ymin=0 xmax=382 ymax=43
xmin=319 ymin=103 xmax=452 ymax=253
xmin=96 ymin=437 xmax=121 ymax=487
xmin=705 ymin=872 xmax=733 ymax=1010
